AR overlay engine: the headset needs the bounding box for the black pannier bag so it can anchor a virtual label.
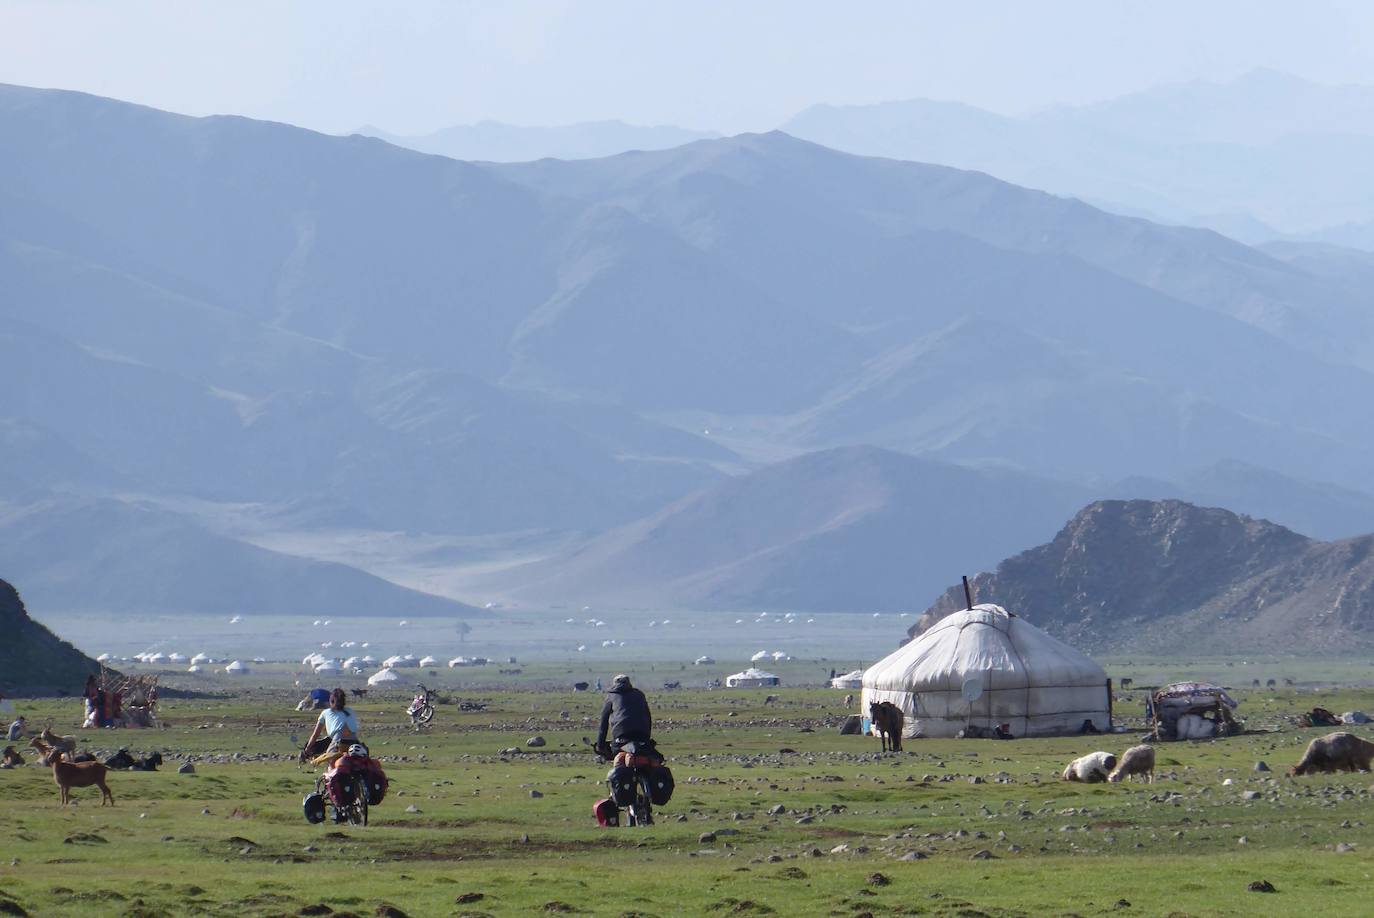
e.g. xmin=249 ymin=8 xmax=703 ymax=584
xmin=606 ymin=764 xmax=637 ymax=806
xmin=648 ymin=764 xmax=674 ymax=806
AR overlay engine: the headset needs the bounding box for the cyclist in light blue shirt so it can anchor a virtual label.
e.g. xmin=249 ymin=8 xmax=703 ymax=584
xmin=301 ymin=688 xmax=361 ymax=761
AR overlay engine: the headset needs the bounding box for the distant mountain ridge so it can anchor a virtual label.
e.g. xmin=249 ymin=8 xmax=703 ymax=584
xmin=917 ymin=499 xmax=1374 ymax=653
xmin=354 ymin=119 xmax=717 ymax=162
xmin=6 ymin=83 xmax=1374 ymax=618
xmin=782 ymin=69 xmax=1374 ymax=247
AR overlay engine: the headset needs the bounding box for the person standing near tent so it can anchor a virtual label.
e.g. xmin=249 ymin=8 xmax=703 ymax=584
xmin=300 ymin=688 xmax=362 ymax=761
xmin=594 ymin=674 xmax=652 ymax=758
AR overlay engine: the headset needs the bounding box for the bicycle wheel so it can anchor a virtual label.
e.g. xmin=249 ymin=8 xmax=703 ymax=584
xmin=350 ymin=775 xmax=368 ymax=826
xmin=635 ymin=775 xmax=654 ymax=826
xmin=416 ymin=703 xmax=435 ymax=725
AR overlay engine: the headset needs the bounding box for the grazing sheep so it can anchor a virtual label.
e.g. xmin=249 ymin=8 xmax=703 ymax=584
xmin=1107 ymin=744 xmax=1155 ymax=783
xmin=1289 ymin=732 xmax=1374 ymax=776
xmin=843 ymin=693 xmax=853 ymax=707
xmin=1119 ymin=678 xmax=1133 ymax=690
xmin=868 ymin=701 xmax=904 ymax=752
xmin=763 ymin=695 xmax=780 ymax=705
xmin=1061 ymin=751 xmax=1117 ymax=782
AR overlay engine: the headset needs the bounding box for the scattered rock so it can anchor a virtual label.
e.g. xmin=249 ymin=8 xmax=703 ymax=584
xmin=178 ymin=762 xmax=195 ymax=774
xmin=1114 ymin=900 xmax=1131 ymax=909
xmin=303 ymin=844 xmax=319 ymax=853
xmin=62 ymin=833 xmax=107 ymax=845
xmin=1248 ymin=880 xmax=1276 ymax=893
xmin=529 ymin=790 xmax=543 ymax=798
xmin=866 ymin=873 xmax=891 ymax=887
xmin=1254 ymin=761 xmax=1270 ymax=772
xmin=830 ymin=844 xmax=850 ymax=854
xmin=1336 ymin=843 xmax=1357 ymax=853
xmin=898 ymin=851 xmax=926 ymax=861
xmin=404 ymin=805 xmax=420 ymax=813
xmin=298 ymin=905 xmax=333 ymax=916
xmin=699 ymin=832 xmax=717 ymax=844
xmin=768 ymin=804 xmax=786 ymax=816
xmin=455 ymin=893 xmax=484 ymax=904
xmin=527 ymin=736 xmax=546 ymax=748
xmin=375 ymin=905 xmax=409 ymax=918
xmin=969 ymin=850 xmax=996 ymax=860
xmin=1242 ymin=791 xmax=1262 ymax=801
xmin=794 ymin=815 xmax=814 ymax=825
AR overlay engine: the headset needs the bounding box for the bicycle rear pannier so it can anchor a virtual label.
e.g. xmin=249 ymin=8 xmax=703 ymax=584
xmin=647 ymin=763 xmax=674 ymax=806
xmin=606 ymin=764 xmax=636 ymax=806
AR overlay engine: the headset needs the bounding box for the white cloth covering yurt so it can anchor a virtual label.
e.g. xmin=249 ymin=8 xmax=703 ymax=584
xmin=861 ymin=604 xmax=1110 ymax=738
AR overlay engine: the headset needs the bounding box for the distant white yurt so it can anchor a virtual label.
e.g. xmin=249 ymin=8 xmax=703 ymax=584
xmin=382 ymin=655 xmax=405 ymax=668
xmin=726 ymin=668 xmax=780 ymax=688
xmin=448 ymin=656 xmax=466 ymax=668
xmin=831 ymin=669 xmax=864 ymax=690
xmin=224 ymin=660 xmax=249 ymax=675
xmin=862 ymin=604 xmax=1110 ymax=738
xmin=342 ymin=656 xmax=360 ymax=669
xmin=418 ymin=656 xmax=438 ymax=668
xmin=186 ymin=665 xmax=201 ymax=673
xmin=367 ymin=668 xmax=401 ymax=686
xmin=360 ymin=655 xmax=376 ymax=664
xmin=168 ymin=653 xmax=187 ymax=664
xmin=771 ymin=651 xmax=792 ymax=662
xmin=147 ymin=652 xmax=167 ymax=664
xmin=97 ymin=652 xmax=113 ymax=662
xmin=314 ymin=659 xmax=341 ymax=674
xmin=750 ymin=650 xmax=770 ymax=662
xmin=694 ymin=656 xmax=715 ymax=665
xmin=191 ymin=653 xmax=211 ymax=665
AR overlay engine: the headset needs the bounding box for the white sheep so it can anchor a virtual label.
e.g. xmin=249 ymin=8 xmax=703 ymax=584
xmin=1107 ymin=744 xmax=1155 ymax=783
xmin=1061 ymin=750 xmax=1117 ymax=782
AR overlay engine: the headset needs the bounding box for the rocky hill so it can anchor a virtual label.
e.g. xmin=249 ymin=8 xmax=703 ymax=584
xmin=915 ymin=499 xmax=1374 ymax=653
xmin=0 ymin=577 xmax=105 ymax=696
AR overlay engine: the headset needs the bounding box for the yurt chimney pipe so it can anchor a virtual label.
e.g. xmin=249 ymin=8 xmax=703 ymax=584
xmin=962 ymin=575 xmax=974 ymax=610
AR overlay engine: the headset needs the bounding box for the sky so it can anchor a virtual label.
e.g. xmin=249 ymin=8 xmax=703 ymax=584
xmin=3 ymin=1 xmax=1374 ymax=136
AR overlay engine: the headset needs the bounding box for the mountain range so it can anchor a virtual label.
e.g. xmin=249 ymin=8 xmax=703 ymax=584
xmin=782 ymin=69 xmax=1374 ymax=248
xmin=917 ymin=499 xmax=1374 ymax=653
xmin=6 ymin=83 xmax=1374 ymax=630
xmin=354 ymin=120 xmax=717 ymax=162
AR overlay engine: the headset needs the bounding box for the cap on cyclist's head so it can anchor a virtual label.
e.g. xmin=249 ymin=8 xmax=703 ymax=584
xmin=612 ymin=674 xmax=631 ymax=689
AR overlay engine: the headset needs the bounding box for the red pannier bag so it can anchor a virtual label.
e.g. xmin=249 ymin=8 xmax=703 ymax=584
xmin=324 ymin=756 xmax=359 ymax=808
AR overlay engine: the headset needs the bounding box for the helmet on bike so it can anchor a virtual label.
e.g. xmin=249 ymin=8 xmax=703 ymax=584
xmin=302 ymin=791 xmax=326 ymax=824
xmin=347 ymin=743 xmax=367 ymax=758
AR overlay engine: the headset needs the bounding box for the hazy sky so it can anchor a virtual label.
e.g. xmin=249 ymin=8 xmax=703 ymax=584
xmin=4 ymin=1 xmax=1374 ymax=135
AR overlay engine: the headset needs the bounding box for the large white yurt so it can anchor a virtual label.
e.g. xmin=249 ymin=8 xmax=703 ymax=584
xmin=726 ymin=668 xmax=780 ymax=688
xmin=367 ymin=668 xmax=401 ymax=687
xmin=224 ymin=660 xmax=249 ymax=675
xmin=830 ymin=669 xmax=865 ymax=690
xmin=862 ymin=604 xmax=1109 ymax=738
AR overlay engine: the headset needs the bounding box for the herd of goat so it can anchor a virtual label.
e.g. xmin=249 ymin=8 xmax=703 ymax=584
xmin=5 ymin=718 xmax=1374 ymax=807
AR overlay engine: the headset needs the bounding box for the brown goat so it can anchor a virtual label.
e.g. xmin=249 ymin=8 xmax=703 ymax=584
xmin=43 ymin=746 xmax=114 ymax=806
xmin=868 ymin=701 xmax=904 ymax=752
xmin=39 ymin=727 xmax=77 ymax=756
xmin=28 ymin=736 xmax=63 ymax=766
xmin=1290 ymin=732 xmax=1374 ymax=776
xmin=1107 ymin=744 xmax=1155 ymax=783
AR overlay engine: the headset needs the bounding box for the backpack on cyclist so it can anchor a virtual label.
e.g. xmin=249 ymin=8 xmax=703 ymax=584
xmin=606 ymin=763 xmax=637 ymax=806
xmin=647 ymin=763 xmax=674 ymax=806
xmin=593 ymin=797 xmax=620 ymax=827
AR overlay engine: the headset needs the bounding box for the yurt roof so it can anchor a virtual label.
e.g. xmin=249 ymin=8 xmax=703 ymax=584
xmin=864 ymin=604 xmax=1105 ymax=693
xmin=367 ymin=668 xmax=401 ymax=685
xmin=729 ymin=667 xmax=778 ymax=681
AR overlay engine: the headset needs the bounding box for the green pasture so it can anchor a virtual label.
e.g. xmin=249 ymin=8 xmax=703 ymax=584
xmin=2 ymin=680 xmax=1373 ymax=917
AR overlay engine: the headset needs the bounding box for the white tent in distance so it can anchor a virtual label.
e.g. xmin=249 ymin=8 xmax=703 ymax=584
xmin=862 ymin=604 xmax=1110 ymax=738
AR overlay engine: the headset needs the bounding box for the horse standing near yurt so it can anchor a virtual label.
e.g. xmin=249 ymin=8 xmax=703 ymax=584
xmin=869 ymin=701 xmax=904 ymax=752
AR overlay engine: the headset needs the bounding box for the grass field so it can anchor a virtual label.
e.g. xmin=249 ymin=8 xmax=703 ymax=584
xmin=2 ymin=678 xmax=1373 ymax=917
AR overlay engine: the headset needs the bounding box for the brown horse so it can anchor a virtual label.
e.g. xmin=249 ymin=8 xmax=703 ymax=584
xmin=868 ymin=701 xmax=904 ymax=752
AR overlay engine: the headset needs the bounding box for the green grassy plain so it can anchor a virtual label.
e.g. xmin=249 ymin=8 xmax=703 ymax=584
xmin=2 ymin=679 xmax=1373 ymax=917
